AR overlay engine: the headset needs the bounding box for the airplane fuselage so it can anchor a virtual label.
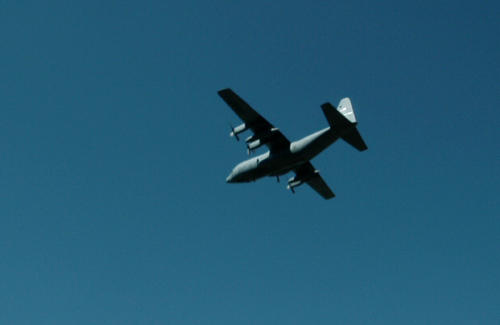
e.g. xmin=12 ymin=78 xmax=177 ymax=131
xmin=226 ymin=127 xmax=340 ymax=183
xmin=219 ymin=88 xmax=367 ymax=198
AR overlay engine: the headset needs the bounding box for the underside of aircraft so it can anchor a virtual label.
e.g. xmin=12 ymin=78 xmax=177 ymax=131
xmin=219 ymin=88 xmax=367 ymax=199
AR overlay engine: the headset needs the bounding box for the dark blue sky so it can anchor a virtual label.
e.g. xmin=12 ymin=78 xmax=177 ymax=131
xmin=1 ymin=1 xmax=499 ymax=324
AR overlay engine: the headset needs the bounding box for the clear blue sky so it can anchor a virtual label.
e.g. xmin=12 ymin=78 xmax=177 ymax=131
xmin=1 ymin=1 xmax=499 ymax=324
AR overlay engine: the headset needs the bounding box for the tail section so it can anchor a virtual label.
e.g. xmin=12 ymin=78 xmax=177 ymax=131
xmin=341 ymin=128 xmax=368 ymax=151
xmin=337 ymin=98 xmax=356 ymax=123
xmin=321 ymin=98 xmax=368 ymax=151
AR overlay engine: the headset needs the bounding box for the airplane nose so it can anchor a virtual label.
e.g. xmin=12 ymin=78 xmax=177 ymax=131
xmin=226 ymin=173 xmax=233 ymax=183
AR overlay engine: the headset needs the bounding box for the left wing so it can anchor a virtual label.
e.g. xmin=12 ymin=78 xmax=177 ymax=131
xmin=293 ymin=162 xmax=335 ymax=199
xmin=218 ymin=88 xmax=290 ymax=154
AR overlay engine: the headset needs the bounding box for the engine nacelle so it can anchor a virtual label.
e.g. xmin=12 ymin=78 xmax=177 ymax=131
xmin=286 ymin=177 xmax=304 ymax=193
xmin=230 ymin=123 xmax=248 ymax=140
xmin=244 ymin=128 xmax=279 ymax=144
xmin=246 ymin=139 xmax=264 ymax=155
xmin=247 ymin=139 xmax=262 ymax=150
xmin=245 ymin=128 xmax=280 ymax=155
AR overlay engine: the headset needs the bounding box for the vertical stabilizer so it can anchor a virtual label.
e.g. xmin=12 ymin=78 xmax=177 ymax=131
xmin=337 ymin=98 xmax=356 ymax=123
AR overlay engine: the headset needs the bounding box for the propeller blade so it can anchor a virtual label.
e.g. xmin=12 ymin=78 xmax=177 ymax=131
xmin=229 ymin=123 xmax=240 ymax=141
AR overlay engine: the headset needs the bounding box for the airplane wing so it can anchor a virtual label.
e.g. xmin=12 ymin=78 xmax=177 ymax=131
xmin=218 ymin=88 xmax=290 ymax=153
xmin=294 ymin=162 xmax=335 ymax=199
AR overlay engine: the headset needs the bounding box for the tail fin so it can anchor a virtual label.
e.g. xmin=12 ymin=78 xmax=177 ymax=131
xmin=321 ymin=98 xmax=368 ymax=151
xmin=338 ymin=98 xmax=356 ymax=123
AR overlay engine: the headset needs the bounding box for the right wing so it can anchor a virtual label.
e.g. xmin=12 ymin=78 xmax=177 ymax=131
xmin=218 ymin=88 xmax=290 ymax=153
xmin=294 ymin=162 xmax=335 ymax=199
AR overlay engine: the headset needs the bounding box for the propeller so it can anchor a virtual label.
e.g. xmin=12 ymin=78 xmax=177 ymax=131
xmin=229 ymin=123 xmax=240 ymax=141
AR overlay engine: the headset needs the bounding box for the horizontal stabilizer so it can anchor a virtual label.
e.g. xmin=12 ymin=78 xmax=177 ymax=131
xmin=341 ymin=127 xmax=368 ymax=151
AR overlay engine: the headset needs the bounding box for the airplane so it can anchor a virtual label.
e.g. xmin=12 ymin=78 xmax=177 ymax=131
xmin=219 ymin=88 xmax=367 ymax=199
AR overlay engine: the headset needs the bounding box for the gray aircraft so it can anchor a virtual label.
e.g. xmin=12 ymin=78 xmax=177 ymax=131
xmin=219 ymin=88 xmax=367 ymax=199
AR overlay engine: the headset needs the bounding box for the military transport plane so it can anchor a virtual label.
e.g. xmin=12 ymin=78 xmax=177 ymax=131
xmin=219 ymin=88 xmax=367 ymax=199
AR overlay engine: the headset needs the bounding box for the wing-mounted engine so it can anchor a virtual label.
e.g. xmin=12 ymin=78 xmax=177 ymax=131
xmin=287 ymin=170 xmax=320 ymax=194
xmin=229 ymin=123 xmax=248 ymax=141
xmin=245 ymin=128 xmax=280 ymax=155
xmin=219 ymin=88 xmax=291 ymax=155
